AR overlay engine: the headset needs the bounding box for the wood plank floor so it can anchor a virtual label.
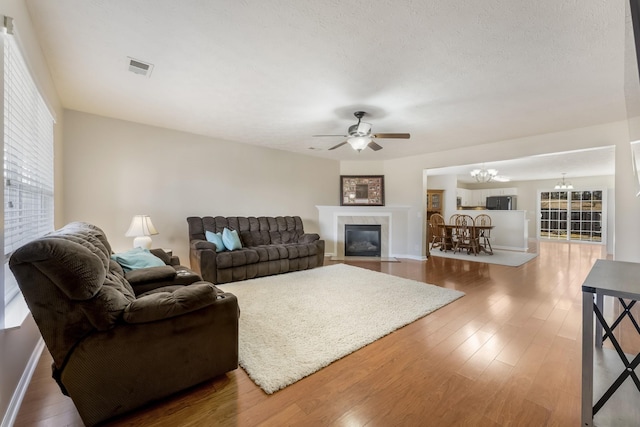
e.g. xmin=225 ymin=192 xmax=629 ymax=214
xmin=14 ymin=240 xmax=636 ymax=426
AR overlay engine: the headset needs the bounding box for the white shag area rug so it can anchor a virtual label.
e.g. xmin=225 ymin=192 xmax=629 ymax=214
xmin=217 ymin=264 xmax=464 ymax=394
xmin=429 ymin=248 xmax=538 ymax=267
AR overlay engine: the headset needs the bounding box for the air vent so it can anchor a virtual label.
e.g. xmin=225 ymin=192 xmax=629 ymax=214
xmin=127 ymin=57 xmax=154 ymax=77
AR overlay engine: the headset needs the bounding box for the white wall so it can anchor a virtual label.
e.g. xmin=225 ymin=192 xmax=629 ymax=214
xmin=63 ymin=110 xmax=339 ymax=263
xmin=1 ymin=0 xmax=64 ymax=424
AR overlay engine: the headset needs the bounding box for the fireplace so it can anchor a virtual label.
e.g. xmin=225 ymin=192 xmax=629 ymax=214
xmin=344 ymin=224 xmax=382 ymax=257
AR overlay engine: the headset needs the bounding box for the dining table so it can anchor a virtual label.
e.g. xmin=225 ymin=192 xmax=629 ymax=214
xmin=441 ymin=224 xmax=494 ymax=255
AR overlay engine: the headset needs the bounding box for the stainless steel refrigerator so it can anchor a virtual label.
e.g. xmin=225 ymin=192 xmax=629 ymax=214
xmin=486 ymin=195 xmax=517 ymax=210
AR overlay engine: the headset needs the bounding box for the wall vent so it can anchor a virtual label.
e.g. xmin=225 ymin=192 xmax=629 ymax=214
xmin=127 ymin=57 xmax=154 ymax=77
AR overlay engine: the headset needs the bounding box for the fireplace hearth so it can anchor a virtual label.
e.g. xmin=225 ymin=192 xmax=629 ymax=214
xmin=345 ymin=224 xmax=382 ymax=257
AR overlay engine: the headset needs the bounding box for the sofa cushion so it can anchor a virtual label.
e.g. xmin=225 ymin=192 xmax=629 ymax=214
xmin=222 ymin=228 xmax=242 ymax=251
xmin=216 ymin=248 xmax=259 ymax=268
xmin=239 ymin=230 xmax=269 ymax=247
xmin=252 ymin=245 xmax=280 ymax=262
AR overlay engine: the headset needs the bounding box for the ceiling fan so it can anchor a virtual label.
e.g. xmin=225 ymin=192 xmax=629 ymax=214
xmin=313 ymin=111 xmax=410 ymax=152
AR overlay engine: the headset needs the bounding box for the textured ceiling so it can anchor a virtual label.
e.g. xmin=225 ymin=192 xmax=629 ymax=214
xmin=25 ymin=0 xmax=626 ymax=168
xmin=430 ymin=146 xmax=615 ymax=184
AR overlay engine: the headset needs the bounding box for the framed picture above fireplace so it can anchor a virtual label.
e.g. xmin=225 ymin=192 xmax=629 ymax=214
xmin=340 ymin=175 xmax=385 ymax=206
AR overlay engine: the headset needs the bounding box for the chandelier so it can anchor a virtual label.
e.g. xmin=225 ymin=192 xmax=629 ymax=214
xmin=554 ymin=173 xmax=574 ymax=190
xmin=470 ymin=165 xmax=498 ymax=183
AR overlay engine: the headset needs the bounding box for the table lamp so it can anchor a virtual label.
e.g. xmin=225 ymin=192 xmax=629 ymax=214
xmin=125 ymin=215 xmax=158 ymax=249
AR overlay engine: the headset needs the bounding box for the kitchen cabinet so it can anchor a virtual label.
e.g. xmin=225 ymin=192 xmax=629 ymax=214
xmin=426 ymin=189 xmax=445 ymax=254
xmin=469 ymin=190 xmax=490 ymax=207
xmin=426 ymin=189 xmax=444 ymax=216
xmin=488 ymin=187 xmax=518 ymax=196
xmin=456 ymin=188 xmax=471 ymax=206
xmin=457 ymin=187 xmax=517 ymax=207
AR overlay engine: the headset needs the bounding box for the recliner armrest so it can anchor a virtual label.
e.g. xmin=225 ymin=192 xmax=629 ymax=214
xmin=125 ymin=265 xmax=177 ymax=286
xmin=123 ymin=282 xmax=221 ymax=323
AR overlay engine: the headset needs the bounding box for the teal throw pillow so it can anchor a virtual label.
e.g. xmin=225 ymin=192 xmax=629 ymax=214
xmin=111 ymin=247 xmax=166 ymax=272
xmin=205 ymin=230 xmax=226 ymax=252
xmin=222 ymin=228 xmax=242 ymax=251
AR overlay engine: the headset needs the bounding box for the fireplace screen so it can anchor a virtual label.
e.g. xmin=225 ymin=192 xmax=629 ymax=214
xmin=344 ymin=224 xmax=382 ymax=257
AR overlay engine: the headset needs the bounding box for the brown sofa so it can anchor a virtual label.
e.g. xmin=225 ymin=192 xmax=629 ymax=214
xmin=9 ymin=222 xmax=239 ymax=426
xmin=187 ymin=216 xmax=325 ymax=284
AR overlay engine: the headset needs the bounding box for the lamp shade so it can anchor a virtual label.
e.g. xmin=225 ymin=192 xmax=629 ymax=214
xmin=125 ymin=215 xmax=158 ymax=248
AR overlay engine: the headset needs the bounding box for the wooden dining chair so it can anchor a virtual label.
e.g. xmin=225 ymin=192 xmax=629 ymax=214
xmin=453 ymin=214 xmax=479 ymax=255
xmin=429 ymin=213 xmax=451 ymax=252
xmin=448 ymin=214 xmax=460 ymax=243
xmin=475 ymin=214 xmax=492 ymax=253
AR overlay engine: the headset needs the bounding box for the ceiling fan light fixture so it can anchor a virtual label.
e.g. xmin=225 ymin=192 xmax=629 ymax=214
xmin=347 ymin=136 xmax=370 ymax=152
xmin=470 ymin=165 xmax=498 ymax=182
xmin=314 ymin=111 xmax=410 ymax=151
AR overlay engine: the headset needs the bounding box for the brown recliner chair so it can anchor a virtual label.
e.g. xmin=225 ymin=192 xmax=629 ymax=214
xmin=9 ymin=222 xmax=239 ymax=426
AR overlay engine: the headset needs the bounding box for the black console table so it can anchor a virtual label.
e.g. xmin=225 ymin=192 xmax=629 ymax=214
xmin=581 ymin=259 xmax=640 ymax=426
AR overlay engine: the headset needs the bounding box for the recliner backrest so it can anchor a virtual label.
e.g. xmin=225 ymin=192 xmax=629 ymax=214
xmin=9 ymin=222 xmax=135 ymax=368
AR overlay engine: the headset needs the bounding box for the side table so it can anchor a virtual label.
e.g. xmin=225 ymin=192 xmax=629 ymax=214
xmin=581 ymin=259 xmax=640 ymax=426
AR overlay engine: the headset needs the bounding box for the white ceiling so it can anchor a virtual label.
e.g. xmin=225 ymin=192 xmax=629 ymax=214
xmin=429 ymin=146 xmax=615 ymax=184
xmin=24 ymin=0 xmax=626 ymax=172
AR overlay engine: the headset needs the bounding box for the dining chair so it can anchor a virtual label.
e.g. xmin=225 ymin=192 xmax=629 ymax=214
xmin=430 ymin=213 xmax=451 ymax=252
xmin=475 ymin=214 xmax=492 ymax=253
xmin=448 ymin=214 xmax=460 ymax=243
xmin=453 ymin=214 xmax=479 ymax=255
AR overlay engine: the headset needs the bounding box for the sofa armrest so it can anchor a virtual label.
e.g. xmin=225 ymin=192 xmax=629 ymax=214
xmin=192 ymin=239 xmax=217 ymax=251
xmin=299 ymin=233 xmax=320 ymax=243
xmin=123 ymin=282 xmax=220 ymax=323
xmin=189 ymin=240 xmax=219 ymax=283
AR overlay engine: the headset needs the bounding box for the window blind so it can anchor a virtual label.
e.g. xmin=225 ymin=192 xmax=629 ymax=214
xmin=2 ymin=18 xmax=55 ymax=302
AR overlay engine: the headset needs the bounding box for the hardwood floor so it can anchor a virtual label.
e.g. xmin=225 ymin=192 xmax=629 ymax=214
xmin=14 ymin=240 xmax=634 ymax=426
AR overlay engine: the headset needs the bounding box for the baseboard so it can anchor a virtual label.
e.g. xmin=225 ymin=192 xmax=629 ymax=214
xmin=393 ymin=254 xmax=428 ymax=261
xmin=326 ymin=253 xmax=427 ymax=261
xmin=492 ymin=245 xmax=528 ymax=252
xmin=1 ymin=338 xmax=45 ymax=427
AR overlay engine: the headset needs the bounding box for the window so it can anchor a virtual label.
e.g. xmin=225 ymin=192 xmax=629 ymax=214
xmin=538 ymin=189 xmax=605 ymax=243
xmin=2 ymin=16 xmax=55 ymax=309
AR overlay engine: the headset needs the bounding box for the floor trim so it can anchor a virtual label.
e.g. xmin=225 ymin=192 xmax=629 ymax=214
xmin=2 ymin=338 xmax=45 ymax=427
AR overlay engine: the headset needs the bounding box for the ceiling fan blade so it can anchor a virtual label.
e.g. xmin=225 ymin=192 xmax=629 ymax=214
xmin=328 ymin=141 xmax=348 ymax=150
xmin=313 ymin=134 xmax=348 ymax=137
xmin=372 ymin=133 xmax=410 ymax=139
xmin=368 ymin=141 xmax=383 ymax=151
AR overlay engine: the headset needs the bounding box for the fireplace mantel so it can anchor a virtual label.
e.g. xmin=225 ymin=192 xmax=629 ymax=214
xmin=316 ymin=205 xmax=412 ymax=258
